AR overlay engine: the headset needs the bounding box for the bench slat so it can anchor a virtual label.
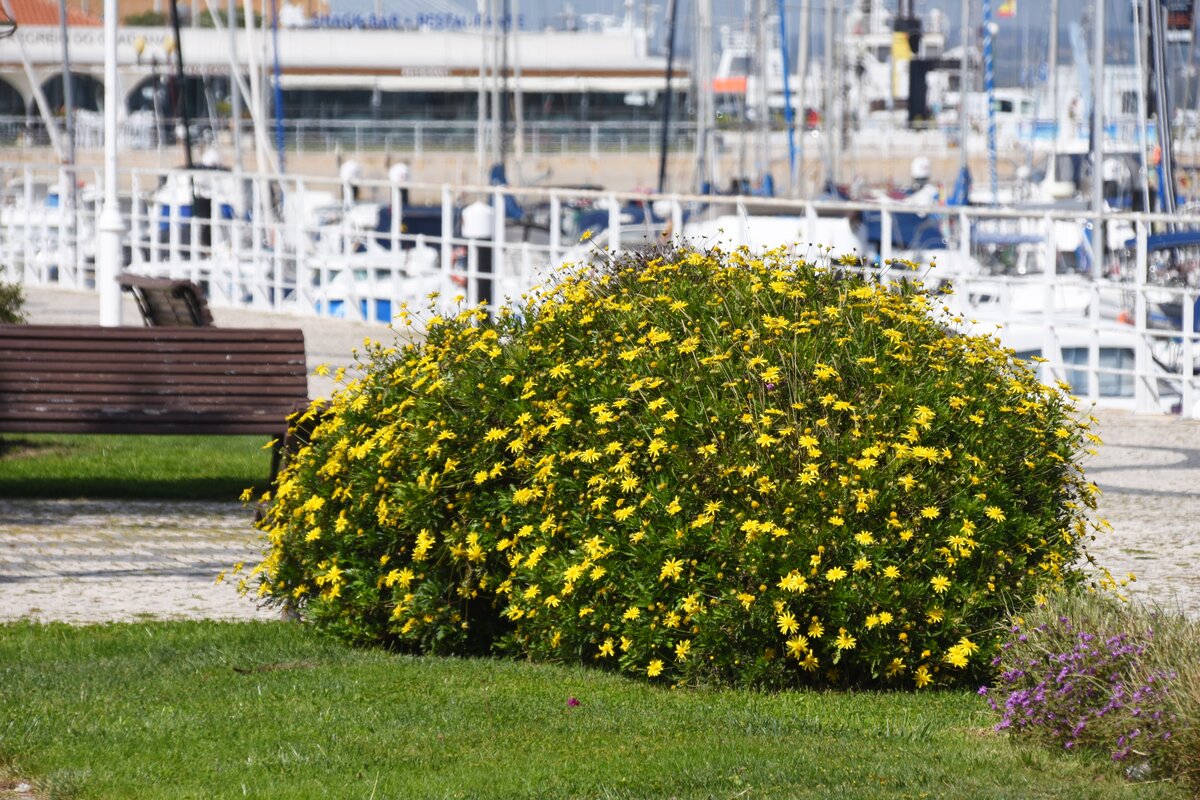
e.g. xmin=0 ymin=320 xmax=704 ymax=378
xmin=3 ymin=376 xmax=309 ymax=393
xmin=1 ymin=350 xmax=307 ymax=365
xmin=0 ymin=403 xmax=299 ymax=418
xmin=0 ymin=419 xmax=296 ymax=436
xmin=2 ymin=388 xmax=309 ymax=402
xmin=3 ymin=366 xmax=307 ymax=381
xmin=0 ymin=326 xmax=304 ymax=342
xmin=3 ymin=338 xmax=309 ymax=350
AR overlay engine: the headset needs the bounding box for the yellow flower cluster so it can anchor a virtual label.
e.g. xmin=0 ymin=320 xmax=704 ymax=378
xmin=247 ymin=245 xmax=1101 ymax=689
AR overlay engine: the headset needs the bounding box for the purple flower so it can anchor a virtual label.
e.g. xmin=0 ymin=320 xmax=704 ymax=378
xmin=567 ymin=696 xmax=580 ymax=708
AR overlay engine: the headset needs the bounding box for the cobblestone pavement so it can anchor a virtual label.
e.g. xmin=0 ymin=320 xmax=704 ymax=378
xmin=1 ymin=287 xmax=1198 ymax=623
xmin=1080 ymin=410 xmax=1200 ymax=617
xmin=0 ymin=500 xmax=276 ymax=623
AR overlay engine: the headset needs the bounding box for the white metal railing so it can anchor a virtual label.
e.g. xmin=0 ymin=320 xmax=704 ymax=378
xmin=10 ymin=114 xmax=1200 ymax=165
xmin=0 ymin=117 xmax=701 ymax=158
xmin=4 ymin=161 xmax=1200 ymax=418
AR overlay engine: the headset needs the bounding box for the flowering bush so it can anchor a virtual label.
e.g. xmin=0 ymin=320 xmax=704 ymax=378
xmin=247 ymin=245 xmax=1100 ymax=689
xmin=984 ymin=593 xmax=1199 ymax=789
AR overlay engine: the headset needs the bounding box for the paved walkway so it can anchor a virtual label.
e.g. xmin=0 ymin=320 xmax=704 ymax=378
xmin=1 ymin=286 xmax=1198 ymax=622
xmin=1076 ymin=411 xmax=1200 ymax=615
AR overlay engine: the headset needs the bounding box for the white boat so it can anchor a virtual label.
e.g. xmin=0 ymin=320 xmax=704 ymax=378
xmin=0 ymin=175 xmax=97 ymax=284
xmin=967 ymin=316 xmax=1200 ymax=416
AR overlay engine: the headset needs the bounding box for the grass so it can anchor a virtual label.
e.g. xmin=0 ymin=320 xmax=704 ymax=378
xmin=0 ymin=621 xmax=1189 ymax=800
xmin=0 ymin=428 xmax=1186 ymax=797
xmin=0 ymin=434 xmax=274 ymax=501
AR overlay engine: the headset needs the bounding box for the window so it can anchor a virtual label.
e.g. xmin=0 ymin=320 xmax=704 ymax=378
xmin=728 ymin=56 xmax=751 ymax=76
xmin=1061 ymin=347 xmax=1135 ymax=397
xmin=1015 ymin=346 xmax=1135 ymax=397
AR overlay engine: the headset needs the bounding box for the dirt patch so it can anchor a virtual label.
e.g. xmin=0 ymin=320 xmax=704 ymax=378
xmin=0 ymin=778 xmax=45 ymax=800
xmin=0 ymin=438 xmax=71 ymax=461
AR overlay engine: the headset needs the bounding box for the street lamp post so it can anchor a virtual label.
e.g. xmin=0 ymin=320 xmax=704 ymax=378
xmin=97 ymin=0 xmax=124 ymax=325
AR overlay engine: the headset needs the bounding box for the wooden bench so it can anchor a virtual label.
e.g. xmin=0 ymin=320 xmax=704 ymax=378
xmin=118 ymin=273 xmax=215 ymax=328
xmin=0 ymin=324 xmax=310 ymax=479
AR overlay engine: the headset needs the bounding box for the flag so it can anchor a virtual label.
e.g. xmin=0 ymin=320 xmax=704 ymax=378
xmin=997 ymin=0 xmax=1016 ymax=17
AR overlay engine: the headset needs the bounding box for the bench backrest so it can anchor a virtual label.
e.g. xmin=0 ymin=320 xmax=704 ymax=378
xmin=118 ymin=273 xmax=215 ymax=327
xmin=0 ymin=325 xmax=309 ymax=436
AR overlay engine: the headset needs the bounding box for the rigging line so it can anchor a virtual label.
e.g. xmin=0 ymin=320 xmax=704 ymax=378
xmin=201 ymin=0 xmax=279 ymax=179
xmin=0 ymin=0 xmax=64 ymax=160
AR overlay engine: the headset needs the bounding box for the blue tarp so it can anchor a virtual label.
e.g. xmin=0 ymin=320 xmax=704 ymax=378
xmin=946 ymin=167 xmax=972 ymax=207
xmin=1122 ymin=230 xmax=1200 ymax=251
xmin=489 ymin=163 xmax=524 ymax=222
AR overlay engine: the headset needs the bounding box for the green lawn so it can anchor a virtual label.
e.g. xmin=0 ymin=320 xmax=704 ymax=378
xmin=0 ymin=434 xmax=274 ymax=501
xmin=0 ymin=435 xmax=1187 ymax=798
xmin=0 ymin=621 xmax=1185 ymax=800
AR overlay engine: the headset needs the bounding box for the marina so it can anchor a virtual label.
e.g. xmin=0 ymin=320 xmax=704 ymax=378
xmin=3 ymin=0 xmax=1200 ymax=421
xmin=5 ymin=156 xmax=1200 ymax=419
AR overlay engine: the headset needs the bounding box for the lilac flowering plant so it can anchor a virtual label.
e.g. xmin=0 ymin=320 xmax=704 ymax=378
xmin=984 ymin=592 xmax=1199 ymax=790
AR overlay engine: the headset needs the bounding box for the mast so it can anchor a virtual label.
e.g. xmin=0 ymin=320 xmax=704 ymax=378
xmin=167 ymin=0 xmax=195 ymax=168
xmin=754 ymin=0 xmax=769 ymax=190
xmin=1133 ymin=0 xmax=1152 ymax=213
xmin=778 ymin=0 xmax=797 ymax=194
xmin=1150 ymin=0 xmax=1178 ymax=218
xmin=476 ymin=0 xmax=486 ymax=182
xmin=796 ymin=0 xmax=810 ymax=194
xmin=693 ymin=0 xmax=714 ymax=193
xmin=983 ymin=0 xmax=997 ymax=203
xmin=958 ymin=0 xmax=969 ymax=180
xmin=657 ymin=0 xmax=679 ymax=192
xmin=511 ymin=0 xmax=524 ymax=166
xmin=57 ymin=0 xmax=75 ymax=174
xmin=270 ymin=0 xmax=285 ymax=172
xmin=1048 ymin=0 xmax=1058 ymax=156
xmin=489 ymin=0 xmax=501 ymax=168
xmin=1092 ymin=0 xmax=1106 ymax=274
xmin=242 ymin=0 xmax=277 ymax=177
xmin=57 ymin=0 xmax=77 ymax=267
xmin=822 ymin=0 xmax=834 ymax=185
xmin=97 ymin=0 xmax=123 ymax=325
xmin=500 ymin=0 xmax=510 ymax=169
xmin=228 ymin=0 xmax=243 ymax=173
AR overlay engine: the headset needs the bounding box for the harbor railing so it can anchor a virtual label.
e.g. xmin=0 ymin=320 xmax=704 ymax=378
xmin=3 ymin=161 xmax=1200 ymax=418
xmin=11 ymin=114 xmax=1200 ymax=167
